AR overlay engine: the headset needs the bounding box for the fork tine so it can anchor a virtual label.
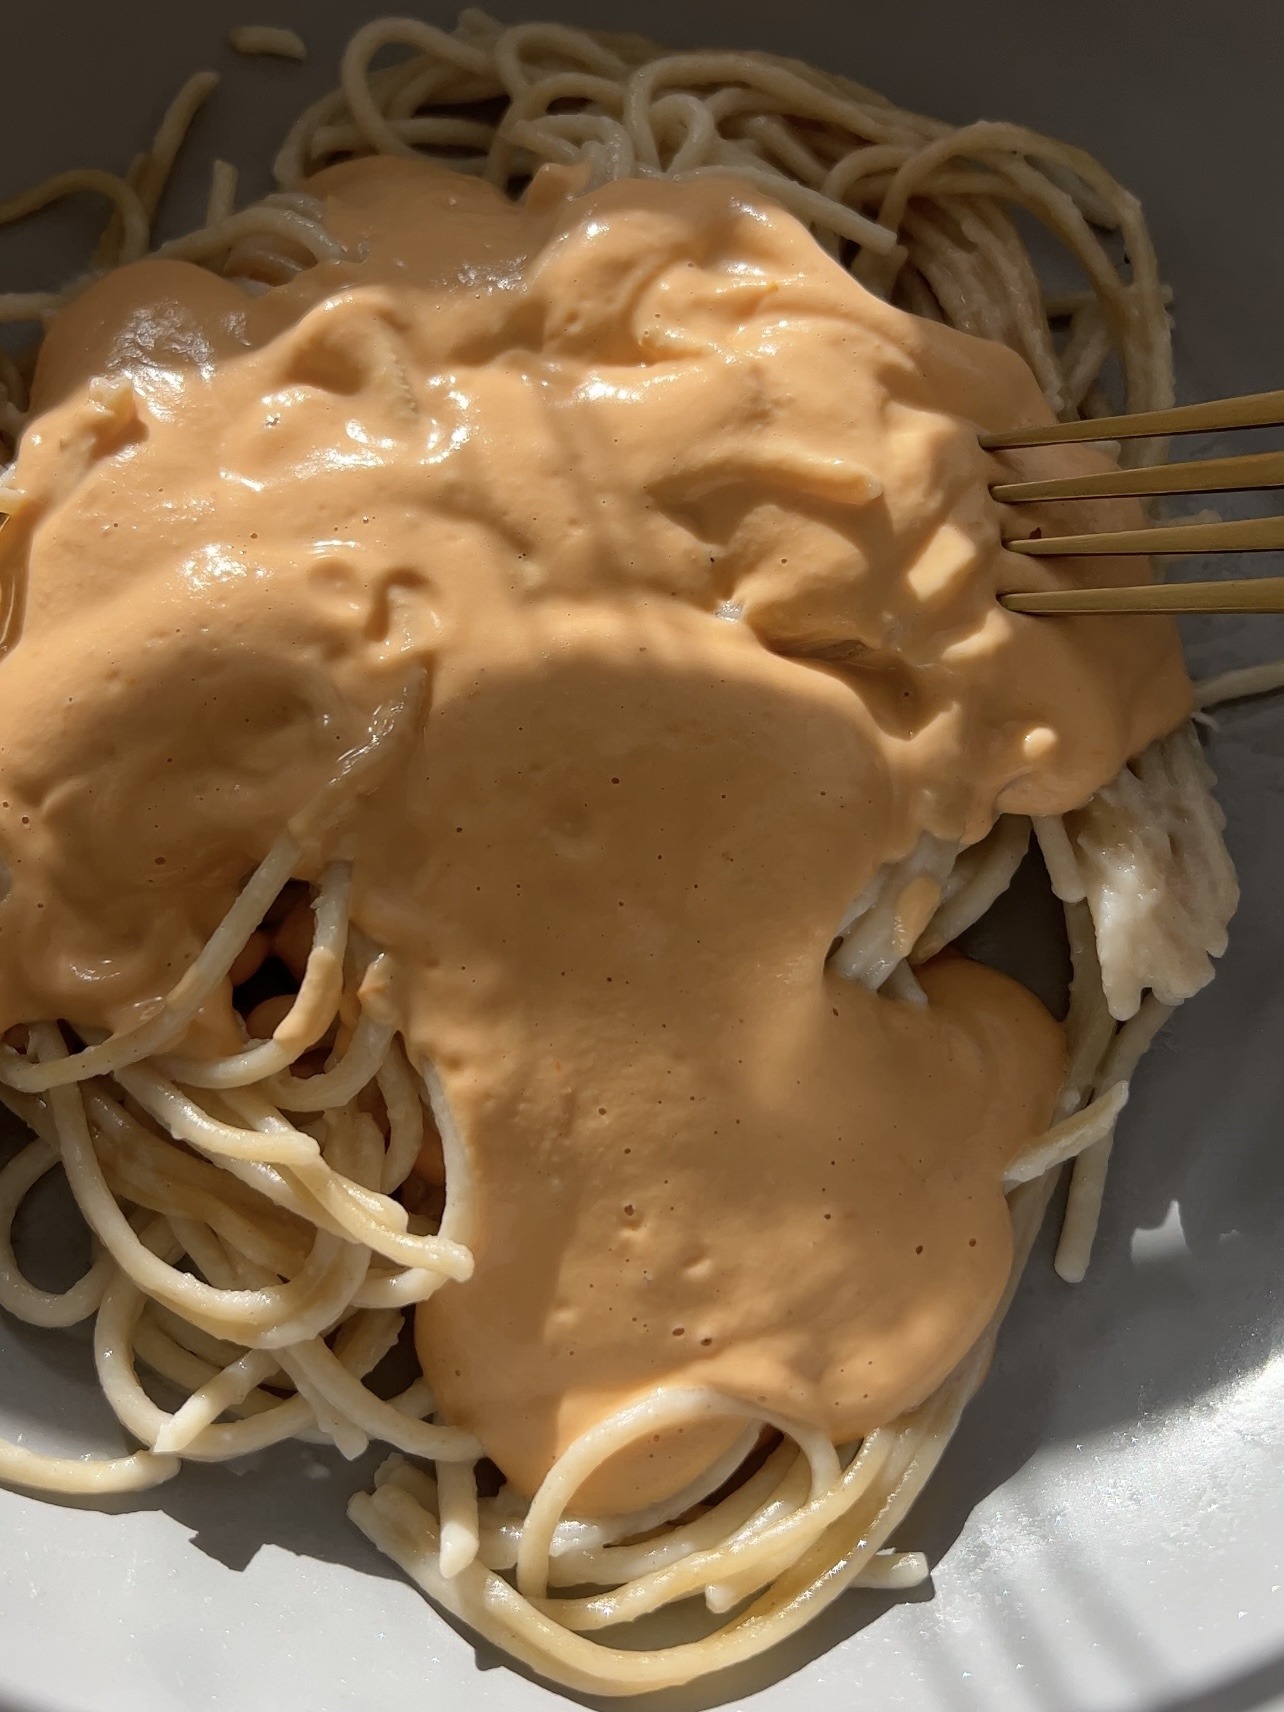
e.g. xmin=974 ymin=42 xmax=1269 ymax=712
xmin=1002 ymin=577 xmax=1284 ymax=614
xmin=992 ymin=449 xmax=1284 ymax=504
xmin=980 ymin=387 xmax=1284 ymax=449
xmin=1005 ymin=516 xmax=1284 ymax=556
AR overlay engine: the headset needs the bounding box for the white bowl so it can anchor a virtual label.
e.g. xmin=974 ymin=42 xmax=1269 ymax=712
xmin=1 ymin=4 xmax=1282 ymax=1710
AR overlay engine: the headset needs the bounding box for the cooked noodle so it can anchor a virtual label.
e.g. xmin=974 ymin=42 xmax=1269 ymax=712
xmin=0 ymin=9 xmax=1260 ymax=1695
xmin=229 ymin=25 xmax=308 ymax=61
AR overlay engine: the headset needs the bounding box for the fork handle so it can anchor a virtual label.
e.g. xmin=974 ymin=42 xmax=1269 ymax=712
xmin=1002 ymin=577 xmax=1284 ymax=614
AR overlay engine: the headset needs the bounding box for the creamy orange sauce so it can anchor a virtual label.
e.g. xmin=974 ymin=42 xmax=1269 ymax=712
xmin=0 ymin=158 xmax=1190 ymax=1510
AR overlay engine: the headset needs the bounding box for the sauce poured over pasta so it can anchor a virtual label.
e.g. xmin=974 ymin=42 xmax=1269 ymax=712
xmin=0 ymin=158 xmax=1189 ymax=1509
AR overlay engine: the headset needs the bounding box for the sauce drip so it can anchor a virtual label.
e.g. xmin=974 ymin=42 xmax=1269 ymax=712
xmin=0 ymin=158 xmax=1190 ymax=1510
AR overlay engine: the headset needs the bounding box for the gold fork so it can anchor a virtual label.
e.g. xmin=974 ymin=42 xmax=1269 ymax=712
xmin=986 ymin=388 xmax=1284 ymax=614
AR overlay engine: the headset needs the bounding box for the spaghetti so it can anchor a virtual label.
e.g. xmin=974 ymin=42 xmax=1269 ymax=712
xmin=0 ymin=10 xmax=1256 ymax=1696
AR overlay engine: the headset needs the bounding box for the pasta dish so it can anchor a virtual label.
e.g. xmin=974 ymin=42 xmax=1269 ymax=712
xmin=0 ymin=11 xmax=1247 ymax=1695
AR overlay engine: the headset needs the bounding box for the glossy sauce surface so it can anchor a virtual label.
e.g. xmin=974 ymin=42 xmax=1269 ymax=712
xmin=0 ymin=159 xmax=1190 ymax=1508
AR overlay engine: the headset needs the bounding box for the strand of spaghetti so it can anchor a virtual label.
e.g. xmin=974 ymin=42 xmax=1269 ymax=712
xmin=918 ymin=204 xmax=1016 ymax=342
xmin=93 ymin=1266 xmax=398 ymax=1461
xmin=835 ymin=834 xmax=956 ymax=987
xmin=0 ymin=348 xmax=29 ymax=413
xmin=1059 ymin=303 xmax=1115 ymax=412
xmin=503 ymin=112 xmax=626 ymax=174
xmin=0 ymin=833 xmax=300 ymax=1092
xmin=112 ymin=1060 xmax=321 ymax=1166
xmin=820 ymin=139 xmax=916 ymax=204
xmin=274 ymin=82 xmax=361 ymax=186
xmin=1058 ymin=898 xmax=1116 ymax=1117
xmin=130 ymin=1315 xmax=287 ymax=1419
xmin=264 ymin=188 xmax=329 ymax=220
xmin=494 ymin=19 xmax=629 ymax=95
xmin=735 ymin=111 xmax=829 ymax=185
xmin=155 ymin=202 xmax=344 ymax=266
xmin=1055 ymin=993 xmax=1173 ymax=1283
xmin=856 ymin=1551 xmax=930 ymax=1590
xmin=657 ymin=93 xmax=722 ymax=173
xmin=421 ymin=1062 xmax=475 ymax=1252
xmin=132 ymin=1324 xmax=276 ymax=1414
xmin=158 ymin=861 xmax=351 ymax=1089
xmin=0 ymin=1136 xmax=110 ymax=1325
xmin=339 ymin=17 xmax=494 ymax=160
xmin=266 ymin=1326 xmax=371 ymax=1459
xmin=210 ymin=1094 xmax=473 ymax=1280
xmin=384 ymin=61 xmax=451 ymax=119
xmin=1070 ymin=728 xmax=1235 ymax=1018
xmin=699 ymin=1459 xmax=819 ymax=1608
xmin=1195 ymin=659 xmax=1284 ymax=709
xmin=332 ymin=1302 xmax=410 ymax=1373
xmin=277 ymin=1307 xmax=404 ymax=1458
xmin=0 ymin=168 xmax=149 ymax=266
xmin=205 ymin=159 xmax=239 ymax=227
xmin=278 ymin=1335 xmax=482 ymax=1462
xmin=230 ymin=25 xmax=307 ymax=59
xmin=1003 ymin=1081 xmax=1129 ymax=1186
xmin=684 ymin=160 xmax=899 ymax=253
xmin=949 ymin=198 xmax=1064 ymax=405
xmin=487 ymin=1421 xmax=764 ymax=1564
xmin=702 ymin=1450 xmax=870 ymax=1613
xmin=520 ymin=1440 xmax=796 ymax=1587
xmin=490 ymin=68 xmax=626 ymax=156
xmin=515 ymin=1388 xmax=843 ymax=1601
xmin=89 ymin=150 xmax=146 ymax=270
xmin=313 ymin=114 xmax=496 ymax=160
xmin=1033 ymin=814 xmax=1087 ymax=903
xmin=437 ymin=1456 xmax=481 ymax=1578
xmin=144 ymin=1300 xmax=247 ymax=1371
xmin=351 ymin=1265 xmax=444 ymax=1308
xmin=881 ymin=961 xmax=926 ymax=1004
xmin=171 ymin=1214 xmax=254 ymax=1293
xmin=478 ymin=1423 xmax=765 ymax=1576
xmin=559 ymin=1424 xmax=763 ymax=1554
xmin=899 ymin=207 xmax=992 ymax=337
xmin=559 ymin=1436 xmax=886 ymax=1630
xmin=131 ymin=72 xmax=221 ymax=224
xmin=0 ymin=1434 xmax=177 ymax=1498
xmin=0 ymin=292 xmax=62 ymax=324
xmin=151 ymin=1348 xmax=281 ymax=1454
xmin=897 ymin=264 xmax=945 ymax=323
xmin=376 ymin=1041 xmax=425 ymax=1193
xmin=265 ymin=1009 xmax=395 ymax=1110
xmin=186 ymin=1139 xmax=357 ymax=1245
xmin=289 ymin=1120 xmax=472 ymax=1277
xmin=385 ymin=1377 xmax=438 ymax=1421
xmin=913 ymin=816 xmax=1030 ymax=962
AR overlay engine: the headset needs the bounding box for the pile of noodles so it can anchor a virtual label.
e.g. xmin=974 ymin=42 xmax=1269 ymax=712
xmin=0 ymin=12 xmax=1257 ymax=1693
